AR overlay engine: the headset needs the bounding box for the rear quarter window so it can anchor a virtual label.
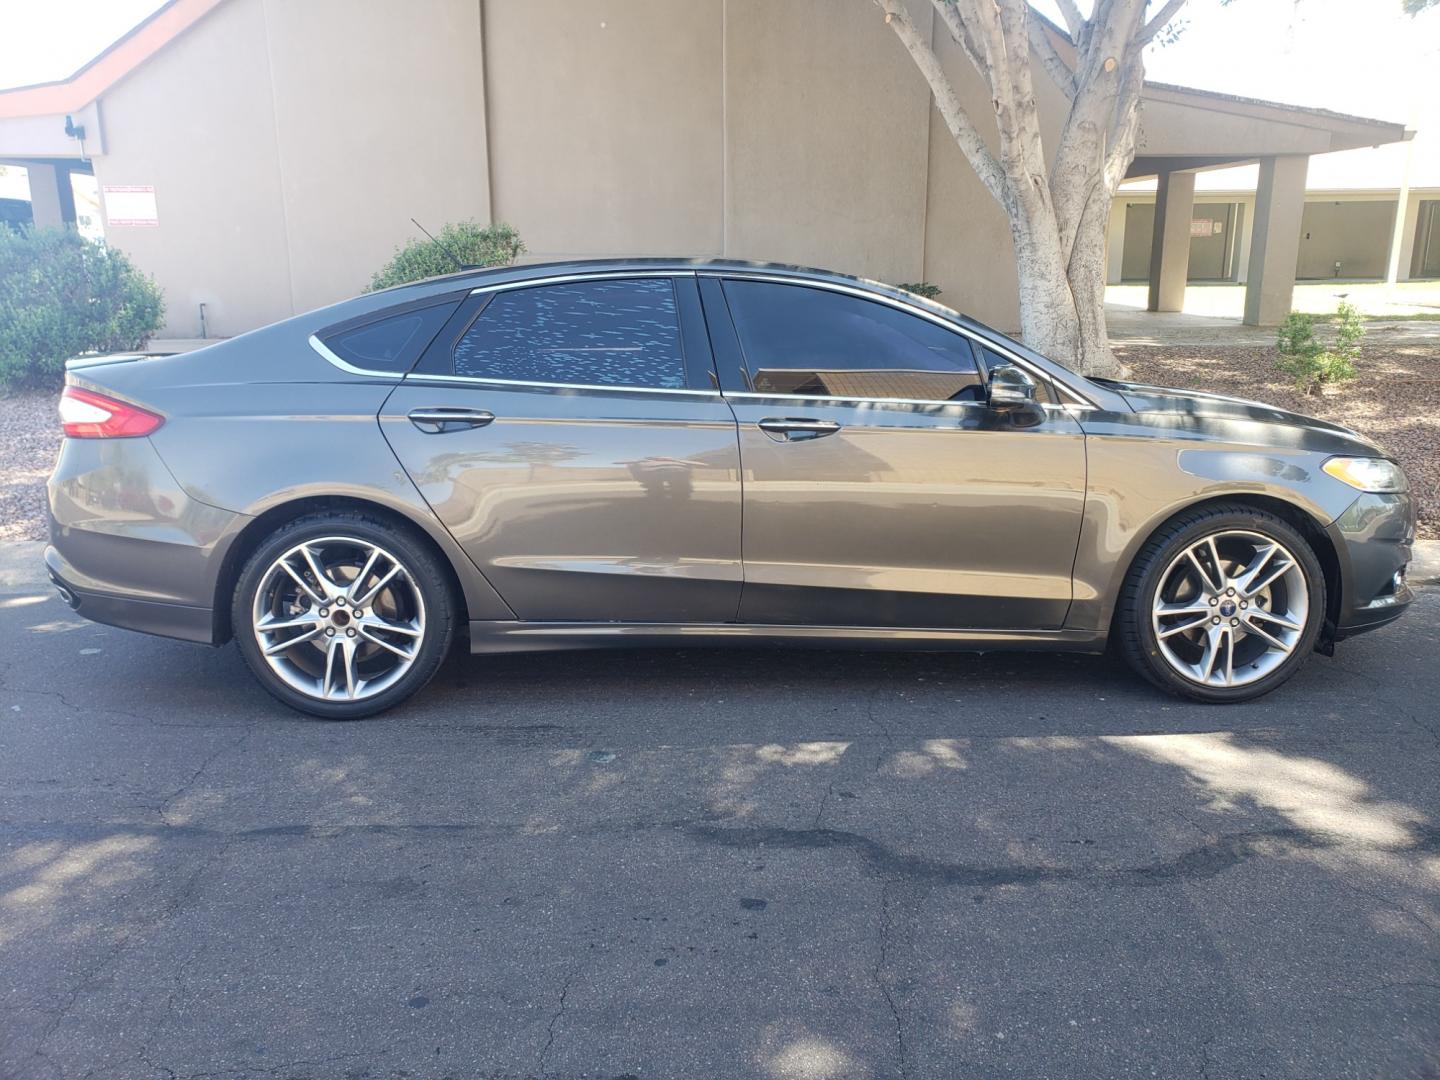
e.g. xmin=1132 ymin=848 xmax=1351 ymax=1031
xmin=319 ymin=301 xmax=457 ymax=374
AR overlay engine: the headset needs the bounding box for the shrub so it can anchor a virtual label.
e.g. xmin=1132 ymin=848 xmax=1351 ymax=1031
xmin=896 ymin=281 xmax=942 ymax=300
xmin=368 ymin=221 xmax=524 ymax=291
xmin=0 ymin=226 xmax=164 ymax=390
xmin=1275 ymin=301 xmax=1362 ymax=395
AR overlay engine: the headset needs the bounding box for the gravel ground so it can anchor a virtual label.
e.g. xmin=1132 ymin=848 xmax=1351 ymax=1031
xmin=1 ymin=343 xmax=1434 ymax=541
xmin=0 ymin=391 xmax=59 ymax=542
xmin=1117 ymin=341 xmax=1439 ymax=538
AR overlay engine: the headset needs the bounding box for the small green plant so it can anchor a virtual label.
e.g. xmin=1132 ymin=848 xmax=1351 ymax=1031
xmin=1275 ymin=300 xmax=1362 ymax=395
xmin=896 ymin=281 xmax=942 ymax=300
xmin=368 ymin=221 xmax=524 ymax=291
xmin=0 ymin=226 xmax=164 ymax=390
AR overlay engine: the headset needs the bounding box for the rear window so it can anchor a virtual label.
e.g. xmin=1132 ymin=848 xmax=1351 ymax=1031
xmin=454 ymin=278 xmax=686 ymax=389
xmin=321 ymin=303 xmax=454 ymax=374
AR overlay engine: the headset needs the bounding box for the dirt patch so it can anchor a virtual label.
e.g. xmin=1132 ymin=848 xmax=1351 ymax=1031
xmin=0 ymin=391 xmax=60 ymax=542
xmin=1115 ymin=342 xmax=1439 ymax=538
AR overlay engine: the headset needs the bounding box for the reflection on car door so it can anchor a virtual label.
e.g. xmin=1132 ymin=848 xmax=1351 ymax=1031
xmin=704 ymin=277 xmax=1086 ymax=630
xmin=381 ymin=275 xmax=742 ymax=623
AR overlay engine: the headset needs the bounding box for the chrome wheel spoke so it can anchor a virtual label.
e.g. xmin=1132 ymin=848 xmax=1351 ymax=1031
xmin=1243 ymin=618 xmax=1293 ymax=653
xmin=262 ymin=625 xmax=321 ymax=656
xmin=279 ymin=559 xmax=326 ymax=606
xmin=358 ymin=625 xmax=418 ymax=660
xmin=347 ymin=548 xmax=382 ymax=601
xmin=1250 ymin=607 xmax=1303 ymax=632
xmin=1184 ymin=549 xmax=1220 ymax=593
xmin=1157 ymin=615 xmax=1209 ymax=639
xmin=253 ymin=536 xmax=426 ymax=705
xmin=298 ymin=543 xmax=340 ymax=599
xmin=354 ymin=564 xmax=402 ymax=610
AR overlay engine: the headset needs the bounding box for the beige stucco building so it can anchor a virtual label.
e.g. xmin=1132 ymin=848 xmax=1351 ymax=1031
xmin=0 ymin=0 xmax=1417 ymax=340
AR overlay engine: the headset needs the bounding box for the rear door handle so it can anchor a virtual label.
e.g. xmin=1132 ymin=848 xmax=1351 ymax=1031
xmin=757 ymin=417 xmax=842 ymax=442
xmin=407 ymin=407 xmax=496 ymax=433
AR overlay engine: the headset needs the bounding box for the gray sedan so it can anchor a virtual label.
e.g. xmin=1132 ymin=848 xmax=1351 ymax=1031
xmin=47 ymin=260 xmax=1415 ymax=717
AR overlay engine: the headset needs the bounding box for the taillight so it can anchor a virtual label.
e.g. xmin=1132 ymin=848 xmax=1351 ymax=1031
xmin=59 ymin=386 xmax=164 ymax=439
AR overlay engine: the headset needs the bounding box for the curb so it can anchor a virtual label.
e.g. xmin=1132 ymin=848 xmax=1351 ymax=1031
xmin=3 ymin=536 xmax=1437 ymax=593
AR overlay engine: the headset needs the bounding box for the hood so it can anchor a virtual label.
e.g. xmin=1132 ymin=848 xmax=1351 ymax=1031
xmin=1090 ymin=378 xmax=1389 ymax=457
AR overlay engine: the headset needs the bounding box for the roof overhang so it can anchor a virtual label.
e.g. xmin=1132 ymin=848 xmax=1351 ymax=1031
xmin=1129 ymin=82 xmax=1410 ymax=178
xmin=0 ymin=0 xmax=223 ymax=121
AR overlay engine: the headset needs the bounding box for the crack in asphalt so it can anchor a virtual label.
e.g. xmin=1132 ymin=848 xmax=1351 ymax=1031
xmin=873 ymin=878 xmax=909 ymax=1080
xmin=687 ymin=821 xmax=1440 ymax=890
xmin=537 ymin=968 xmax=579 ymax=1076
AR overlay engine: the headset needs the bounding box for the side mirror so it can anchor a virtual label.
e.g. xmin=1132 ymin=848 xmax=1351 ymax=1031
xmin=987 ymin=363 xmax=1037 ymax=410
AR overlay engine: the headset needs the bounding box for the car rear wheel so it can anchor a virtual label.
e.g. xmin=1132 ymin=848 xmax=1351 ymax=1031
xmin=232 ymin=512 xmax=455 ymax=718
xmin=1116 ymin=504 xmax=1326 ymax=702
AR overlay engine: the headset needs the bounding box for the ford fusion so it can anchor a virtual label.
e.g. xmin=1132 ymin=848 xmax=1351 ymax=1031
xmin=46 ymin=260 xmax=1415 ymax=717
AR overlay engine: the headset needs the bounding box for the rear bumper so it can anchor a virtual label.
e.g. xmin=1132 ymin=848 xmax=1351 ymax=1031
xmin=46 ymin=435 xmax=245 ymax=645
xmin=1327 ymin=492 xmax=1416 ymax=641
xmin=47 ymin=554 xmax=214 ymax=644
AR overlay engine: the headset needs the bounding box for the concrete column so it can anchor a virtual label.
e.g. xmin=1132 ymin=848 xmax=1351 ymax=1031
xmin=1104 ymin=198 xmax=1126 ymax=285
xmin=25 ymin=163 xmax=66 ymax=228
xmin=1243 ymin=154 xmax=1309 ymax=327
xmin=1147 ymin=170 xmax=1196 ymax=312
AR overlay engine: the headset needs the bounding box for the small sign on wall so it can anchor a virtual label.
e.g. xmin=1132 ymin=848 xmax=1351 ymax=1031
xmin=102 ymin=185 xmax=158 ymax=227
xmin=1189 ymin=218 xmax=1212 ymax=238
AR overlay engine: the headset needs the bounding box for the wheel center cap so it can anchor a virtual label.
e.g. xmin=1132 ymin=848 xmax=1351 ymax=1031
xmin=331 ymin=609 xmax=351 ymax=627
xmin=1219 ymin=599 xmax=1237 ymax=618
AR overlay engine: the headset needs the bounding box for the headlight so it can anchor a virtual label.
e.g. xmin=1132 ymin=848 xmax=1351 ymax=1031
xmin=1321 ymin=456 xmax=1407 ymax=493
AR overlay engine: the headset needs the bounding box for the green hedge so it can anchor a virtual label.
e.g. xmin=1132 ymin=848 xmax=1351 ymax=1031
xmin=0 ymin=226 xmax=164 ymax=390
xmin=368 ymin=221 xmax=524 ymax=292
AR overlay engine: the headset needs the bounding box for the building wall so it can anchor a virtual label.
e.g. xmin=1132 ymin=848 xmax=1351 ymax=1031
xmin=1108 ymin=189 xmax=1436 ymax=286
xmin=89 ymin=0 xmax=1062 ymax=336
xmin=93 ymin=0 xmax=489 ymax=337
xmin=1296 ymin=199 xmax=1396 ymax=280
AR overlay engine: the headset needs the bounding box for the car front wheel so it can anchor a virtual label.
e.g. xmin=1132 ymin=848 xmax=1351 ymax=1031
xmin=232 ymin=512 xmax=455 ymax=718
xmin=1116 ymin=504 xmax=1326 ymax=702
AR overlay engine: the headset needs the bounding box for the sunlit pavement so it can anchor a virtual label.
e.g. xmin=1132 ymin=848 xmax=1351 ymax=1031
xmin=1 ymin=576 xmax=1437 ymax=1079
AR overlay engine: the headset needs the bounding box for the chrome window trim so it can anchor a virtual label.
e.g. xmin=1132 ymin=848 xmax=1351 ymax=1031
xmin=404 ymin=371 xmax=721 ymax=398
xmin=699 ymin=271 xmax=1099 ymax=408
xmin=467 ymin=269 xmax=694 ymax=296
xmin=724 ymin=389 xmax=1081 ymax=414
xmin=723 ymin=390 xmax=986 ymax=410
xmin=308 ymin=333 xmax=403 ymax=379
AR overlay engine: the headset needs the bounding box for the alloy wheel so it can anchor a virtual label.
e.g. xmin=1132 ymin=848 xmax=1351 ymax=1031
xmin=251 ymin=536 xmax=426 ymax=703
xmin=1150 ymin=529 xmax=1310 ymax=689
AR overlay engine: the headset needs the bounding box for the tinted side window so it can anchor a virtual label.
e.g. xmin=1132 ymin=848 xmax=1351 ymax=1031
xmin=322 ymin=303 xmax=454 ymax=373
xmin=721 ymin=281 xmax=982 ymax=401
xmin=455 ymin=278 xmax=687 ymax=389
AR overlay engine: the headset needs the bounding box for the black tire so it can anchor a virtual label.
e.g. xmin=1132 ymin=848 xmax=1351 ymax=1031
xmin=232 ymin=511 xmax=456 ymax=719
xmin=1115 ymin=503 xmax=1326 ymax=703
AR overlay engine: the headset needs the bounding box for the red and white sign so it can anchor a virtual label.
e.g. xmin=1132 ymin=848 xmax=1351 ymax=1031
xmin=103 ymin=185 xmax=159 ymax=227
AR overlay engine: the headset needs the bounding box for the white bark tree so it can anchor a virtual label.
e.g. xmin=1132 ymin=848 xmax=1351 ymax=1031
xmin=874 ymin=0 xmax=1189 ymax=377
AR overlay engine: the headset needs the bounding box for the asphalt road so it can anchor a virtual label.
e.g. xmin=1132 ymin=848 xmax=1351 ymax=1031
xmin=1 ymin=574 xmax=1437 ymax=1079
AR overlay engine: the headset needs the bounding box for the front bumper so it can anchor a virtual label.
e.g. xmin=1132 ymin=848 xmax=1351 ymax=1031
xmin=1326 ymin=492 xmax=1416 ymax=641
xmin=46 ymin=435 xmax=245 ymax=645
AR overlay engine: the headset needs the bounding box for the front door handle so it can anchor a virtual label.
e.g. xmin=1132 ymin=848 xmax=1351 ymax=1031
xmin=757 ymin=417 xmax=842 ymax=442
xmin=407 ymin=407 xmax=496 ymax=434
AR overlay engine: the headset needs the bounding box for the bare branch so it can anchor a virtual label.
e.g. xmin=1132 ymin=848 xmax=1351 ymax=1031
xmin=874 ymin=0 xmax=1009 ymax=205
xmin=1026 ymin=15 xmax=1077 ymax=97
xmin=930 ymin=0 xmax=988 ymax=81
xmin=1053 ymin=0 xmax=1086 ymax=37
xmin=1137 ymin=0 xmax=1188 ymax=45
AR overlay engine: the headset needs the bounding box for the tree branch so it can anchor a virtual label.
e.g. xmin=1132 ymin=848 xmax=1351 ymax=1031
xmin=930 ymin=0 xmax=988 ymax=82
xmin=1026 ymin=14 xmax=1077 ymax=97
xmin=874 ymin=0 xmax=1009 ymax=206
xmin=1053 ymin=0 xmax=1086 ymax=38
xmin=1137 ymin=0 xmax=1188 ymax=45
